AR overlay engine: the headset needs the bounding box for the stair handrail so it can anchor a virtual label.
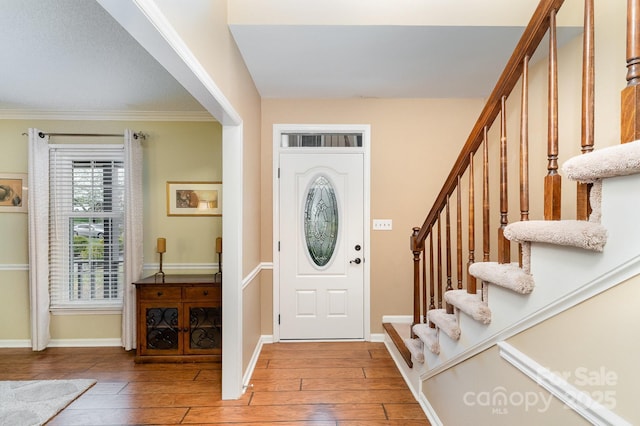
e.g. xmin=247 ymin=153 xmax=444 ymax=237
xmin=412 ymin=0 xmax=565 ymax=247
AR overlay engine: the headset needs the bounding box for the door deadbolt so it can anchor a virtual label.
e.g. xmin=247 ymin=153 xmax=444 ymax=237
xmin=354 ymin=244 xmax=361 ymax=251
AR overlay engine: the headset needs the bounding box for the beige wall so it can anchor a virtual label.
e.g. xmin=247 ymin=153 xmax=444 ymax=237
xmin=0 ymin=118 xmax=221 ymax=342
xmin=424 ymin=275 xmax=640 ymax=425
xmin=152 ymin=0 xmax=262 ymax=277
xmin=424 ymin=345 xmax=587 ymax=425
xmin=150 ymin=0 xmax=264 ymax=374
xmin=242 ymin=278 xmax=262 ymax=371
xmin=508 ymin=275 xmax=640 ymax=424
xmin=261 ymin=98 xmax=485 ymax=334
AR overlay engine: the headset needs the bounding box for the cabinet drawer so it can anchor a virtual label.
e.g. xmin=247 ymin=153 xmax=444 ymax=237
xmin=138 ymin=286 xmax=181 ymax=301
xmin=184 ymin=286 xmax=221 ymax=302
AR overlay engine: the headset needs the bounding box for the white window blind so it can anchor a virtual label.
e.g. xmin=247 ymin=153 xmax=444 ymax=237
xmin=49 ymin=145 xmax=125 ymax=309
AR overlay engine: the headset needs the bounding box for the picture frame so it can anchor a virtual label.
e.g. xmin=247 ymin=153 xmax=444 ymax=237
xmin=166 ymin=181 xmax=222 ymax=216
xmin=0 ymin=173 xmax=27 ymax=213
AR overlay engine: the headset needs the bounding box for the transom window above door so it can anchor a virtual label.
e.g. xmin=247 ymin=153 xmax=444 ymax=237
xmin=281 ymin=133 xmax=362 ymax=148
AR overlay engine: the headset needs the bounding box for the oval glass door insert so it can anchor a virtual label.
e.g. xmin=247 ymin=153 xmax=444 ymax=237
xmin=304 ymin=175 xmax=339 ymax=267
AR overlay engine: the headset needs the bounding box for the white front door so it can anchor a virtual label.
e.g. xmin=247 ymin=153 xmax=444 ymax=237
xmin=279 ymin=152 xmax=364 ymax=339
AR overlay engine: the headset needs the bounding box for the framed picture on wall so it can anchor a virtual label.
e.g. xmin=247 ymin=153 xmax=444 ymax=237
xmin=166 ymin=181 xmax=222 ymax=216
xmin=0 ymin=173 xmax=27 ymax=213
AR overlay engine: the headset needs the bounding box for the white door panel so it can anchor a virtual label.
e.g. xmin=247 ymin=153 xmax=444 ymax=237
xmin=279 ymin=153 xmax=364 ymax=339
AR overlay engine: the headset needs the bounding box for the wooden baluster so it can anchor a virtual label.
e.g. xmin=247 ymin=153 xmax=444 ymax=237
xmin=422 ymin=244 xmax=427 ymax=324
xmin=498 ymin=96 xmax=511 ymax=264
xmin=445 ymin=199 xmax=454 ymax=314
xmin=457 ymin=176 xmax=463 ymax=290
xmin=545 ymin=9 xmax=562 ymax=220
xmin=437 ymin=216 xmax=443 ymax=309
xmin=520 ymin=56 xmax=530 ymax=267
xmin=467 ymin=152 xmax=477 ymax=294
xmin=578 ymin=0 xmax=594 ymax=219
xmin=622 ymin=0 xmax=640 ymax=143
xmin=411 ymin=227 xmax=422 ymax=333
xmin=483 ymin=126 xmax=490 ymax=263
xmin=429 ymin=228 xmax=436 ymax=328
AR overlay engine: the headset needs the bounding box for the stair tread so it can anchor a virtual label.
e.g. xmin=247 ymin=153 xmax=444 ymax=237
xmin=403 ymin=337 xmax=425 ymax=363
xmin=562 ymin=139 xmax=640 ymax=183
xmin=444 ymin=290 xmax=492 ymax=324
xmin=427 ymin=309 xmax=461 ymax=340
xmin=382 ymin=323 xmax=412 ymax=368
xmin=504 ymin=220 xmax=607 ymax=252
xmin=469 ymin=262 xmax=534 ymax=294
xmin=412 ymin=323 xmax=440 ymax=354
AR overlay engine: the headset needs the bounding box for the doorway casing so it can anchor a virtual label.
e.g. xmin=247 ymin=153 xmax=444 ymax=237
xmin=272 ymin=124 xmax=371 ymax=342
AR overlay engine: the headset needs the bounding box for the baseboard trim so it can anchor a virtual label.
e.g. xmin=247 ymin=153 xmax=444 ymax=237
xmin=0 ymin=338 xmax=123 ymax=348
xmin=369 ymin=333 xmax=385 ymax=342
xmin=48 ymin=338 xmax=122 ymax=347
xmin=418 ymin=392 xmax=444 ymax=426
xmin=0 ymin=340 xmax=31 ymax=348
xmin=382 ymin=315 xmax=413 ymax=324
xmin=498 ymin=342 xmax=632 ymax=426
xmin=243 ymin=335 xmax=273 ymax=393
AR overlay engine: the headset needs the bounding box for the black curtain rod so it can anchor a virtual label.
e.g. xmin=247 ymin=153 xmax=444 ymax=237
xmin=36 ymin=131 xmax=146 ymax=140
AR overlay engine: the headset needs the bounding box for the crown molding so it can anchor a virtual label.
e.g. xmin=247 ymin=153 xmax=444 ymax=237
xmin=0 ymin=109 xmax=215 ymax=122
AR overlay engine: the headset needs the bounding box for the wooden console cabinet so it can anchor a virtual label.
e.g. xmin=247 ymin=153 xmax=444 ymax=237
xmin=133 ymin=274 xmax=221 ymax=363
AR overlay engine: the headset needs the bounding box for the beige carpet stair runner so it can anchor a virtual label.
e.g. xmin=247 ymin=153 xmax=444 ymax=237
xmin=413 ymin=324 xmax=440 ymax=355
xmin=427 ymin=309 xmax=460 ymax=340
xmin=444 ymin=290 xmax=491 ymax=324
xmin=404 ymin=139 xmax=640 ymax=362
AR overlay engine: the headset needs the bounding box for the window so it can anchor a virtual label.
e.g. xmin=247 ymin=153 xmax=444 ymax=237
xmin=49 ymin=146 xmax=125 ymax=309
xmin=281 ymin=133 xmax=362 ymax=148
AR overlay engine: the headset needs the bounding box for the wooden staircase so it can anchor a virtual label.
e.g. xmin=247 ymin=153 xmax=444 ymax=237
xmin=384 ymin=0 xmax=640 ymax=422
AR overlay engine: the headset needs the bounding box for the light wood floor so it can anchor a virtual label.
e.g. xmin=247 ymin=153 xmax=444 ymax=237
xmin=0 ymin=341 xmax=430 ymax=425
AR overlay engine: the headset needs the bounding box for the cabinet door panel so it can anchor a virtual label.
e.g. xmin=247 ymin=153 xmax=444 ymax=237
xmin=140 ymin=302 xmax=182 ymax=356
xmin=184 ymin=303 xmax=222 ymax=354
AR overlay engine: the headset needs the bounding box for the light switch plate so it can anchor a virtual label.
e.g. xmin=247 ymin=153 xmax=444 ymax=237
xmin=373 ymin=219 xmax=392 ymax=230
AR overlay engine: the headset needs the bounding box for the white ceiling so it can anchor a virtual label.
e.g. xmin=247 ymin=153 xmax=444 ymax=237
xmin=230 ymin=25 xmax=530 ymax=99
xmin=0 ymin=0 xmax=205 ymax=113
xmin=0 ymin=0 xmax=582 ymax=114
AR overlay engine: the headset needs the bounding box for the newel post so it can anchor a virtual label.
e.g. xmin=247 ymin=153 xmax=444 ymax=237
xmin=622 ymin=0 xmax=640 ymax=143
xmin=410 ymin=227 xmax=423 ymax=335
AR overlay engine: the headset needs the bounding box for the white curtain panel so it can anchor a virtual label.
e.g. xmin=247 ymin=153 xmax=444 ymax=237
xmin=27 ymin=128 xmax=51 ymax=351
xmin=122 ymin=130 xmax=144 ymax=350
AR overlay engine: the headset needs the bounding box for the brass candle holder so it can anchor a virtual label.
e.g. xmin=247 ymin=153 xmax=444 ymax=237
xmin=155 ymin=237 xmax=166 ymax=282
xmin=215 ymin=237 xmax=222 ymax=280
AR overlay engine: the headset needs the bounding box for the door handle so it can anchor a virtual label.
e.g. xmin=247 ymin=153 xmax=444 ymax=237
xmin=350 ymin=258 xmax=362 ymax=265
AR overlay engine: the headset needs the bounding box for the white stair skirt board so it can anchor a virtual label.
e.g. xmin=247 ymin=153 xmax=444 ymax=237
xmin=469 ymin=262 xmax=534 ymax=294
xmin=412 ymin=324 xmax=440 ymax=354
xmin=498 ymin=342 xmax=632 ymax=426
xmin=427 ymin=309 xmax=461 ymax=340
xmin=444 ymin=290 xmax=492 ymax=324
xmin=404 ymin=338 xmax=425 ymax=363
xmin=504 ymin=220 xmax=607 ymax=252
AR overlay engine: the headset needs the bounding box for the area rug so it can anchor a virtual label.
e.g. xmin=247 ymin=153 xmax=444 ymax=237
xmin=0 ymin=379 xmax=96 ymax=426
